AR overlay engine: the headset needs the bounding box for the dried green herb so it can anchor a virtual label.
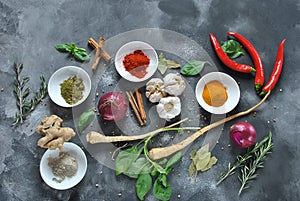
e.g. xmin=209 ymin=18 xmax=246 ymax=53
xmin=12 ymin=62 xmax=47 ymax=125
xmin=55 ymin=43 xmax=90 ymax=62
xmin=60 ymin=76 xmax=85 ymax=105
xmin=157 ymin=53 xmax=181 ymax=74
xmin=188 ymin=144 xmax=218 ymax=177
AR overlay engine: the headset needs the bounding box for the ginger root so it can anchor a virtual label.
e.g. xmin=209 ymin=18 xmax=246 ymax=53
xmin=36 ymin=115 xmax=76 ymax=152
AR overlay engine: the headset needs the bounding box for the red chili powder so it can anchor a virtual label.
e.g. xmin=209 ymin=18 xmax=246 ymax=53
xmin=123 ymin=50 xmax=150 ymax=79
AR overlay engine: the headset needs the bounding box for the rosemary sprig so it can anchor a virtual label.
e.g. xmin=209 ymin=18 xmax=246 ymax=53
xmin=12 ymin=62 xmax=47 ymax=125
xmin=216 ymin=133 xmax=271 ymax=185
xmin=238 ymin=132 xmax=273 ymax=195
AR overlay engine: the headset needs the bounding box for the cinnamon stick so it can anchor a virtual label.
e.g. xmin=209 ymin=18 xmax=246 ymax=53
xmin=135 ymin=88 xmax=147 ymax=122
xmin=88 ymin=37 xmax=111 ymax=62
xmin=92 ymin=38 xmax=105 ymax=70
xmin=126 ymin=91 xmax=144 ymax=126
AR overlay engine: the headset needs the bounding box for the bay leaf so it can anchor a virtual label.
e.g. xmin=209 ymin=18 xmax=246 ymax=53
xmin=158 ymin=53 xmax=181 ymax=74
xmin=201 ymin=156 xmax=218 ymax=172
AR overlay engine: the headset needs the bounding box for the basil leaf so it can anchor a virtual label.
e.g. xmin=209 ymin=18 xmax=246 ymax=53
xmin=74 ymin=51 xmax=90 ymax=61
xmin=136 ymin=174 xmax=152 ymax=201
xmin=181 ymin=60 xmax=211 ymax=76
xmin=221 ymin=40 xmax=244 ymax=59
xmin=153 ymin=176 xmax=172 ymax=201
xmin=115 ymin=146 xmax=142 ymax=175
xmin=78 ymin=109 xmax=94 ymax=133
xmin=55 ymin=44 xmax=70 ymax=52
xmin=124 ymin=157 xmax=152 ymax=179
xmin=166 ymin=151 xmax=182 ymax=169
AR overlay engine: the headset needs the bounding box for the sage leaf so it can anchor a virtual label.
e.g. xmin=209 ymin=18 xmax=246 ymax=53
xmin=221 ymin=40 xmax=244 ymax=59
xmin=78 ymin=109 xmax=95 ymax=133
xmin=136 ymin=174 xmax=152 ymax=201
xmin=180 ymin=60 xmax=211 ymax=76
xmin=115 ymin=146 xmax=142 ymax=175
xmin=158 ymin=53 xmax=181 ymax=74
xmin=153 ymin=176 xmax=172 ymax=201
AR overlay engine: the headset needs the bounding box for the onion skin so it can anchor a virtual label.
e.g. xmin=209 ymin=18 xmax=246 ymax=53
xmin=229 ymin=122 xmax=257 ymax=148
xmin=98 ymin=92 xmax=127 ymax=121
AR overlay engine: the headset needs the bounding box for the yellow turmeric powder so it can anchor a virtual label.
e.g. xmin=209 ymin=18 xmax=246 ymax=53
xmin=202 ymin=80 xmax=228 ymax=107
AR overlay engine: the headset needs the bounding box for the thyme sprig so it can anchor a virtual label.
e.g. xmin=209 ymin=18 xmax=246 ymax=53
xmin=217 ymin=132 xmax=273 ymax=195
xmin=12 ymin=62 xmax=47 ymax=125
xmin=238 ymin=132 xmax=273 ymax=195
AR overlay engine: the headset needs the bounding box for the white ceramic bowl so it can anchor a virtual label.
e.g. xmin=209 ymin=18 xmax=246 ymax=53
xmin=48 ymin=66 xmax=91 ymax=107
xmin=195 ymin=72 xmax=240 ymax=114
xmin=40 ymin=142 xmax=87 ymax=190
xmin=114 ymin=41 xmax=158 ymax=82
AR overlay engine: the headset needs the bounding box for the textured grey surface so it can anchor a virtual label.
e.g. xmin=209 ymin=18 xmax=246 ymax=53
xmin=0 ymin=0 xmax=300 ymax=201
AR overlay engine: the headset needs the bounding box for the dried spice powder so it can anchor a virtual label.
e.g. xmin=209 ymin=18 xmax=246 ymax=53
xmin=123 ymin=50 xmax=150 ymax=78
xmin=202 ymin=80 xmax=228 ymax=107
xmin=47 ymin=152 xmax=78 ymax=183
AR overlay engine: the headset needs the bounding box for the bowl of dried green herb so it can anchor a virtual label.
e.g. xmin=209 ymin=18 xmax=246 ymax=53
xmin=48 ymin=66 xmax=91 ymax=107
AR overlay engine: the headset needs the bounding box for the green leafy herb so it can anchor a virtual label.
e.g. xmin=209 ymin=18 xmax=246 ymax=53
xmin=158 ymin=53 xmax=181 ymax=74
xmin=12 ymin=63 xmax=47 ymax=125
xmin=115 ymin=125 xmax=185 ymax=201
xmin=153 ymin=174 xmax=172 ymax=201
xmin=180 ymin=60 xmax=211 ymax=76
xmin=78 ymin=109 xmax=95 ymax=133
xmin=136 ymin=174 xmax=152 ymax=200
xmin=188 ymin=144 xmax=218 ymax=178
xmin=221 ymin=40 xmax=244 ymax=59
xmin=217 ymin=132 xmax=273 ymax=196
xmin=238 ymin=132 xmax=273 ymax=195
xmin=55 ymin=43 xmax=90 ymax=62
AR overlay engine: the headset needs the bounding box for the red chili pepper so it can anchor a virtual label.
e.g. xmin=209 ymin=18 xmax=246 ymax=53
xmin=210 ymin=33 xmax=256 ymax=73
xmin=260 ymin=39 xmax=286 ymax=96
xmin=227 ymin=32 xmax=264 ymax=91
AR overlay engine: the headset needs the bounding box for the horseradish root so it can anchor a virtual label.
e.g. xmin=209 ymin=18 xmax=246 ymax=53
xmin=148 ymin=91 xmax=271 ymax=160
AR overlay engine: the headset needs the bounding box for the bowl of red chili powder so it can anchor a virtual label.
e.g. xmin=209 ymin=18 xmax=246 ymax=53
xmin=115 ymin=41 xmax=158 ymax=82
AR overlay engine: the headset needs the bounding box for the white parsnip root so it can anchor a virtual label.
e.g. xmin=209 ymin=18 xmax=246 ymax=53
xmin=148 ymin=91 xmax=271 ymax=160
xmin=86 ymin=118 xmax=189 ymax=144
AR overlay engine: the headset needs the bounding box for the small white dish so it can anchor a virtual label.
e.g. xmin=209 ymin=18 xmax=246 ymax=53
xmin=195 ymin=72 xmax=240 ymax=114
xmin=40 ymin=142 xmax=87 ymax=190
xmin=114 ymin=41 xmax=158 ymax=82
xmin=48 ymin=66 xmax=91 ymax=107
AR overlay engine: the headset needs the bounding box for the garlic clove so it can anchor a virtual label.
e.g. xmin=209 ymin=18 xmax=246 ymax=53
xmin=163 ymin=73 xmax=186 ymax=96
xmin=156 ymin=96 xmax=181 ymax=121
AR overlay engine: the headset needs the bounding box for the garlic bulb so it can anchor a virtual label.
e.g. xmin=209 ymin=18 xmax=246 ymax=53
xmin=163 ymin=73 xmax=186 ymax=96
xmin=156 ymin=96 xmax=181 ymax=121
xmin=145 ymin=78 xmax=167 ymax=103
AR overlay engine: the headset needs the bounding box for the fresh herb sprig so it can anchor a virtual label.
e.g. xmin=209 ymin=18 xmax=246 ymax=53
xmin=238 ymin=132 xmax=273 ymax=195
xmin=115 ymin=125 xmax=195 ymax=201
xmin=55 ymin=43 xmax=90 ymax=62
xmin=217 ymin=132 xmax=273 ymax=195
xmin=12 ymin=63 xmax=47 ymax=125
xmin=221 ymin=40 xmax=244 ymax=59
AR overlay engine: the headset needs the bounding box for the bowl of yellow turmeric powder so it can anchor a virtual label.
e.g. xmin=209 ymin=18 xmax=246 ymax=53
xmin=195 ymin=72 xmax=240 ymax=114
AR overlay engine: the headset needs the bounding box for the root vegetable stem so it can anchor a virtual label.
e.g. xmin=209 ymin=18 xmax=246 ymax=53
xmin=148 ymin=91 xmax=271 ymax=160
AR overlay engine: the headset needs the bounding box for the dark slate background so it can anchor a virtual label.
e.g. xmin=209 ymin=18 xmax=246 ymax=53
xmin=0 ymin=0 xmax=299 ymax=201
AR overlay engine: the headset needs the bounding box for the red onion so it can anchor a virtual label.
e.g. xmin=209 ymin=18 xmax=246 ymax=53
xmin=98 ymin=92 xmax=127 ymax=121
xmin=229 ymin=122 xmax=257 ymax=148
